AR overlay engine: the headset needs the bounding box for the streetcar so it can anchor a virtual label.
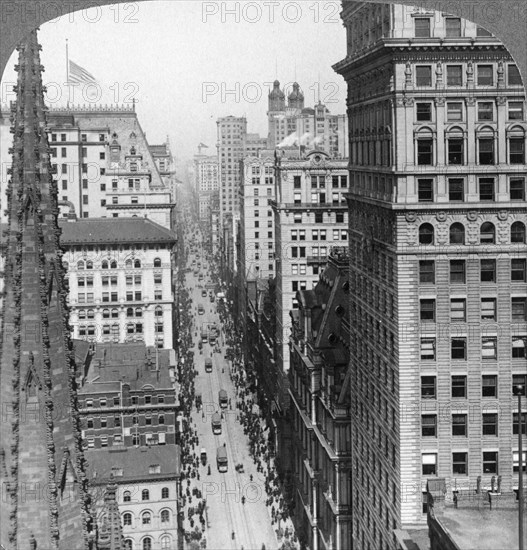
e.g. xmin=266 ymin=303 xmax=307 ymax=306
xmin=218 ymin=389 xmax=228 ymax=409
xmin=216 ymin=446 xmax=228 ymax=472
xmin=211 ymin=412 xmax=222 ymax=434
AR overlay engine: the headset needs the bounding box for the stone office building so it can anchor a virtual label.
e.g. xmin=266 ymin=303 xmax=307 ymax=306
xmin=334 ymin=3 xmax=527 ymax=548
xmin=60 ymin=216 xmax=177 ymax=349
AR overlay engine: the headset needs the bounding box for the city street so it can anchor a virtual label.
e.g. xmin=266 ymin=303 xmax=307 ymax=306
xmin=181 ymin=239 xmax=279 ymax=550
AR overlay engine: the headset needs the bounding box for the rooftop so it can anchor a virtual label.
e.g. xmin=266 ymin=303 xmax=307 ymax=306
xmin=86 ymin=444 xmax=181 ymax=483
xmin=79 ymin=343 xmax=174 ymax=392
xmin=433 ymin=499 xmax=520 ymax=550
xmin=58 ymin=217 xmax=176 ymax=245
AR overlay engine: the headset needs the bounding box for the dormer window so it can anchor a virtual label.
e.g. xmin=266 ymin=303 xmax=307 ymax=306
xmin=130 ymin=161 xmax=138 ymax=172
xmin=130 ymin=146 xmax=136 ymax=155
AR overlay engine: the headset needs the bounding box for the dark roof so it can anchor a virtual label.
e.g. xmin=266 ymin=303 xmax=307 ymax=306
xmin=86 ymin=444 xmax=181 ymax=483
xmin=149 ymin=144 xmax=169 ymax=156
xmin=72 ymin=339 xmax=92 ymax=370
xmin=59 ymin=217 xmax=176 ymax=245
xmin=80 ymin=343 xmax=173 ymax=391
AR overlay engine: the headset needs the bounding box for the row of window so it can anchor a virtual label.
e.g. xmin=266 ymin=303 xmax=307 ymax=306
xmin=421 ymin=413 xmax=526 ymax=438
xmin=84 ymin=394 xmax=165 ymax=408
xmin=123 ymin=536 xmax=173 ymax=550
xmin=78 ymin=322 xmax=164 ymax=336
xmin=418 ymin=259 xmax=527 ymax=284
xmin=422 ymin=451 xmax=526 ymax=477
xmin=419 ymin=296 xmax=526 ymax=322
xmin=413 ymin=17 xmax=496 ymax=40
xmin=85 ymin=414 xmax=165 ymax=429
xmin=77 ymin=307 xmax=164 ymax=320
xmin=50 ymin=147 xmax=105 ymax=160
xmin=292 ymin=175 xmax=348 ymax=189
xmin=85 ymin=432 xmax=167 ymax=447
xmin=76 ymin=274 xmax=163 ymax=286
xmin=419 ymin=336 xmax=526 ymax=360
xmin=417 ymin=176 xmax=525 ymax=202
xmin=50 ymin=132 xmax=106 ymax=142
xmin=291 ymin=212 xmax=346 ymax=224
xmin=76 ymin=291 xmax=166 ymax=303
xmin=76 ymin=258 xmax=163 ymax=270
xmin=122 ymin=509 xmax=172 ymax=526
xmin=413 ymin=63 xmax=521 ymax=88
xmin=415 ymin=136 xmax=526 ymax=166
xmin=421 ymin=374 xmax=527 ymax=399
xmin=291 ymin=229 xmax=347 ymax=240
xmin=292 ymin=192 xmax=347 ymax=205
xmin=415 ymin=100 xmax=523 ymax=123
xmin=418 ymin=221 xmax=525 ymax=245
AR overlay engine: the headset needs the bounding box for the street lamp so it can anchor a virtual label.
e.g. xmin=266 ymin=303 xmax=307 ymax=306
xmin=514 ymin=384 xmax=525 ymax=550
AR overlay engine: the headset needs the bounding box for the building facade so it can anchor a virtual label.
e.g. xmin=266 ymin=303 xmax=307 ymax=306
xmin=87 ymin=445 xmax=181 ymax=550
xmin=216 ymin=116 xmax=247 ymax=222
xmin=77 ymin=342 xmax=178 ymax=450
xmin=267 ymin=80 xmax=348 ymax=159
xmin=193 ymin=153 xmax=219 ymax=223
xmin=271 ymin=150 xmax=349 ymax=376
xmin=334 ymin=3 xmax=527 ymax=548
xmin=289 ymin=250 xmax=352 ymax=550
xmin=60 ymin=217 xmax=177 ymax=349
xmin=0 ymin=105 xmax=176 ymax=229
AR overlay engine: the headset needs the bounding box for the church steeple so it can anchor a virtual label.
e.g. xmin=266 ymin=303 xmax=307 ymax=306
xmin=0 ymin=29 xmax=96 ymax=549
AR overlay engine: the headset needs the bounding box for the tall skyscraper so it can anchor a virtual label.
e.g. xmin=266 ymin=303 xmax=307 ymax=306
xmin=334 ymin=3 xmax=527 ymax=548
xmin=216 ymin=115 xmax=247 ymax=223
xmin=0 ymin=29 xmax=122 ymax=550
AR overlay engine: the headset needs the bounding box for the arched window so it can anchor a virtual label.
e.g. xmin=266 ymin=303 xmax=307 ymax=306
xmin=127 ymin=307 xmax=134 ymax=318
xmin=101 ymin=260 xmax=108 ymax=269
xmin=124 ymin=540 xmax=133 ymax=550
xmin=87 ymin=309 xmax=95 ymax=319
xmin=141 ymin=489 xmax=149 ymax=501
xmin=110 ymin=260 xmax=118 ymax=269
xmin=511 ymin=221 xmax=526 ymax=243
xmin=135 ymin=307 xmax=143 ymax=317
xmin=78 ymin=310 xmax=86 ymax=320
xmin=142 ymin=511 xmax=151 ymax=525
xmin=77 ymin=260 xmax=84 ymax=270
xmin=143 ymin=538 xmax=152 ymax=550
xmin=86 ymin=260 xmax=93 ymax=270
xmin=155 ymin=306 xmax=163 ymax=317
xmin=102 ymin=309 xmax=110 ymax=319
xmin=123 ymin=491 xmax=131 ymax=502
xmin=161 ymin=487 xmax=169 ymax=499
xmin=111 ymin=309 xmax=119 ymax=319
xmin=134 ymin=259 xmax=141 ymax=268
xmin=125 ymin=259 xmax=133 ymax=269
xmin=161 ymin=509 xmax=170 ymax=523
xmin=160 ymin=536 xmax=172 ymax=550
xmin=123 ymin=512 xmax=132 ymax=526
xmin=449 ymin=223 xmax=465 ymax=244
xmin=480 ymin=222 xmax=496 ymax=244
xmin=154 ymin=257 xmax=162 ymax=268
xmin=419 ymin=223 xmax=434 ymax=245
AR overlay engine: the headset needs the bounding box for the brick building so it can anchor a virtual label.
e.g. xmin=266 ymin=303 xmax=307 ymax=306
xmin=289 ymin=249 xmax=352 ymax=550
xmin=78 ymin=342 xmax=178 ymax=450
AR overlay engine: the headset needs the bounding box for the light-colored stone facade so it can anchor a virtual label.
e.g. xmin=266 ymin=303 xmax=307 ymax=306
xmin=271 ymin=150 xmax=349 ymax=376
xmin=60 ymin=217 xmax=176 ymax=349
xmin=335 ymin=3 xmax=527 ymax=548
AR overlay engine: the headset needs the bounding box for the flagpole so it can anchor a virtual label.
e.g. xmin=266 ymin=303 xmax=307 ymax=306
xmin=66 ymin=38 xmax=69 ymax=108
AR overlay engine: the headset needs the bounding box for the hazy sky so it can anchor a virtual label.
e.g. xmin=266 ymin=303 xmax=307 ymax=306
xmin=0 ymin=1 xmax=347 ymax=171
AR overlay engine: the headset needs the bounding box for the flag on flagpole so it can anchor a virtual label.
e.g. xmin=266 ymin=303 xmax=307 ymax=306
xmin=198 ymin=143 xmax=209 ymax=148
xmin=68 ymin=60 xmax=97 ymax=86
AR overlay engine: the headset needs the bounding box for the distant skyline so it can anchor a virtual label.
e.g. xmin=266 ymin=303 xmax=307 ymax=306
xmin=0 ymin=1 xmax=347 ymax=169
